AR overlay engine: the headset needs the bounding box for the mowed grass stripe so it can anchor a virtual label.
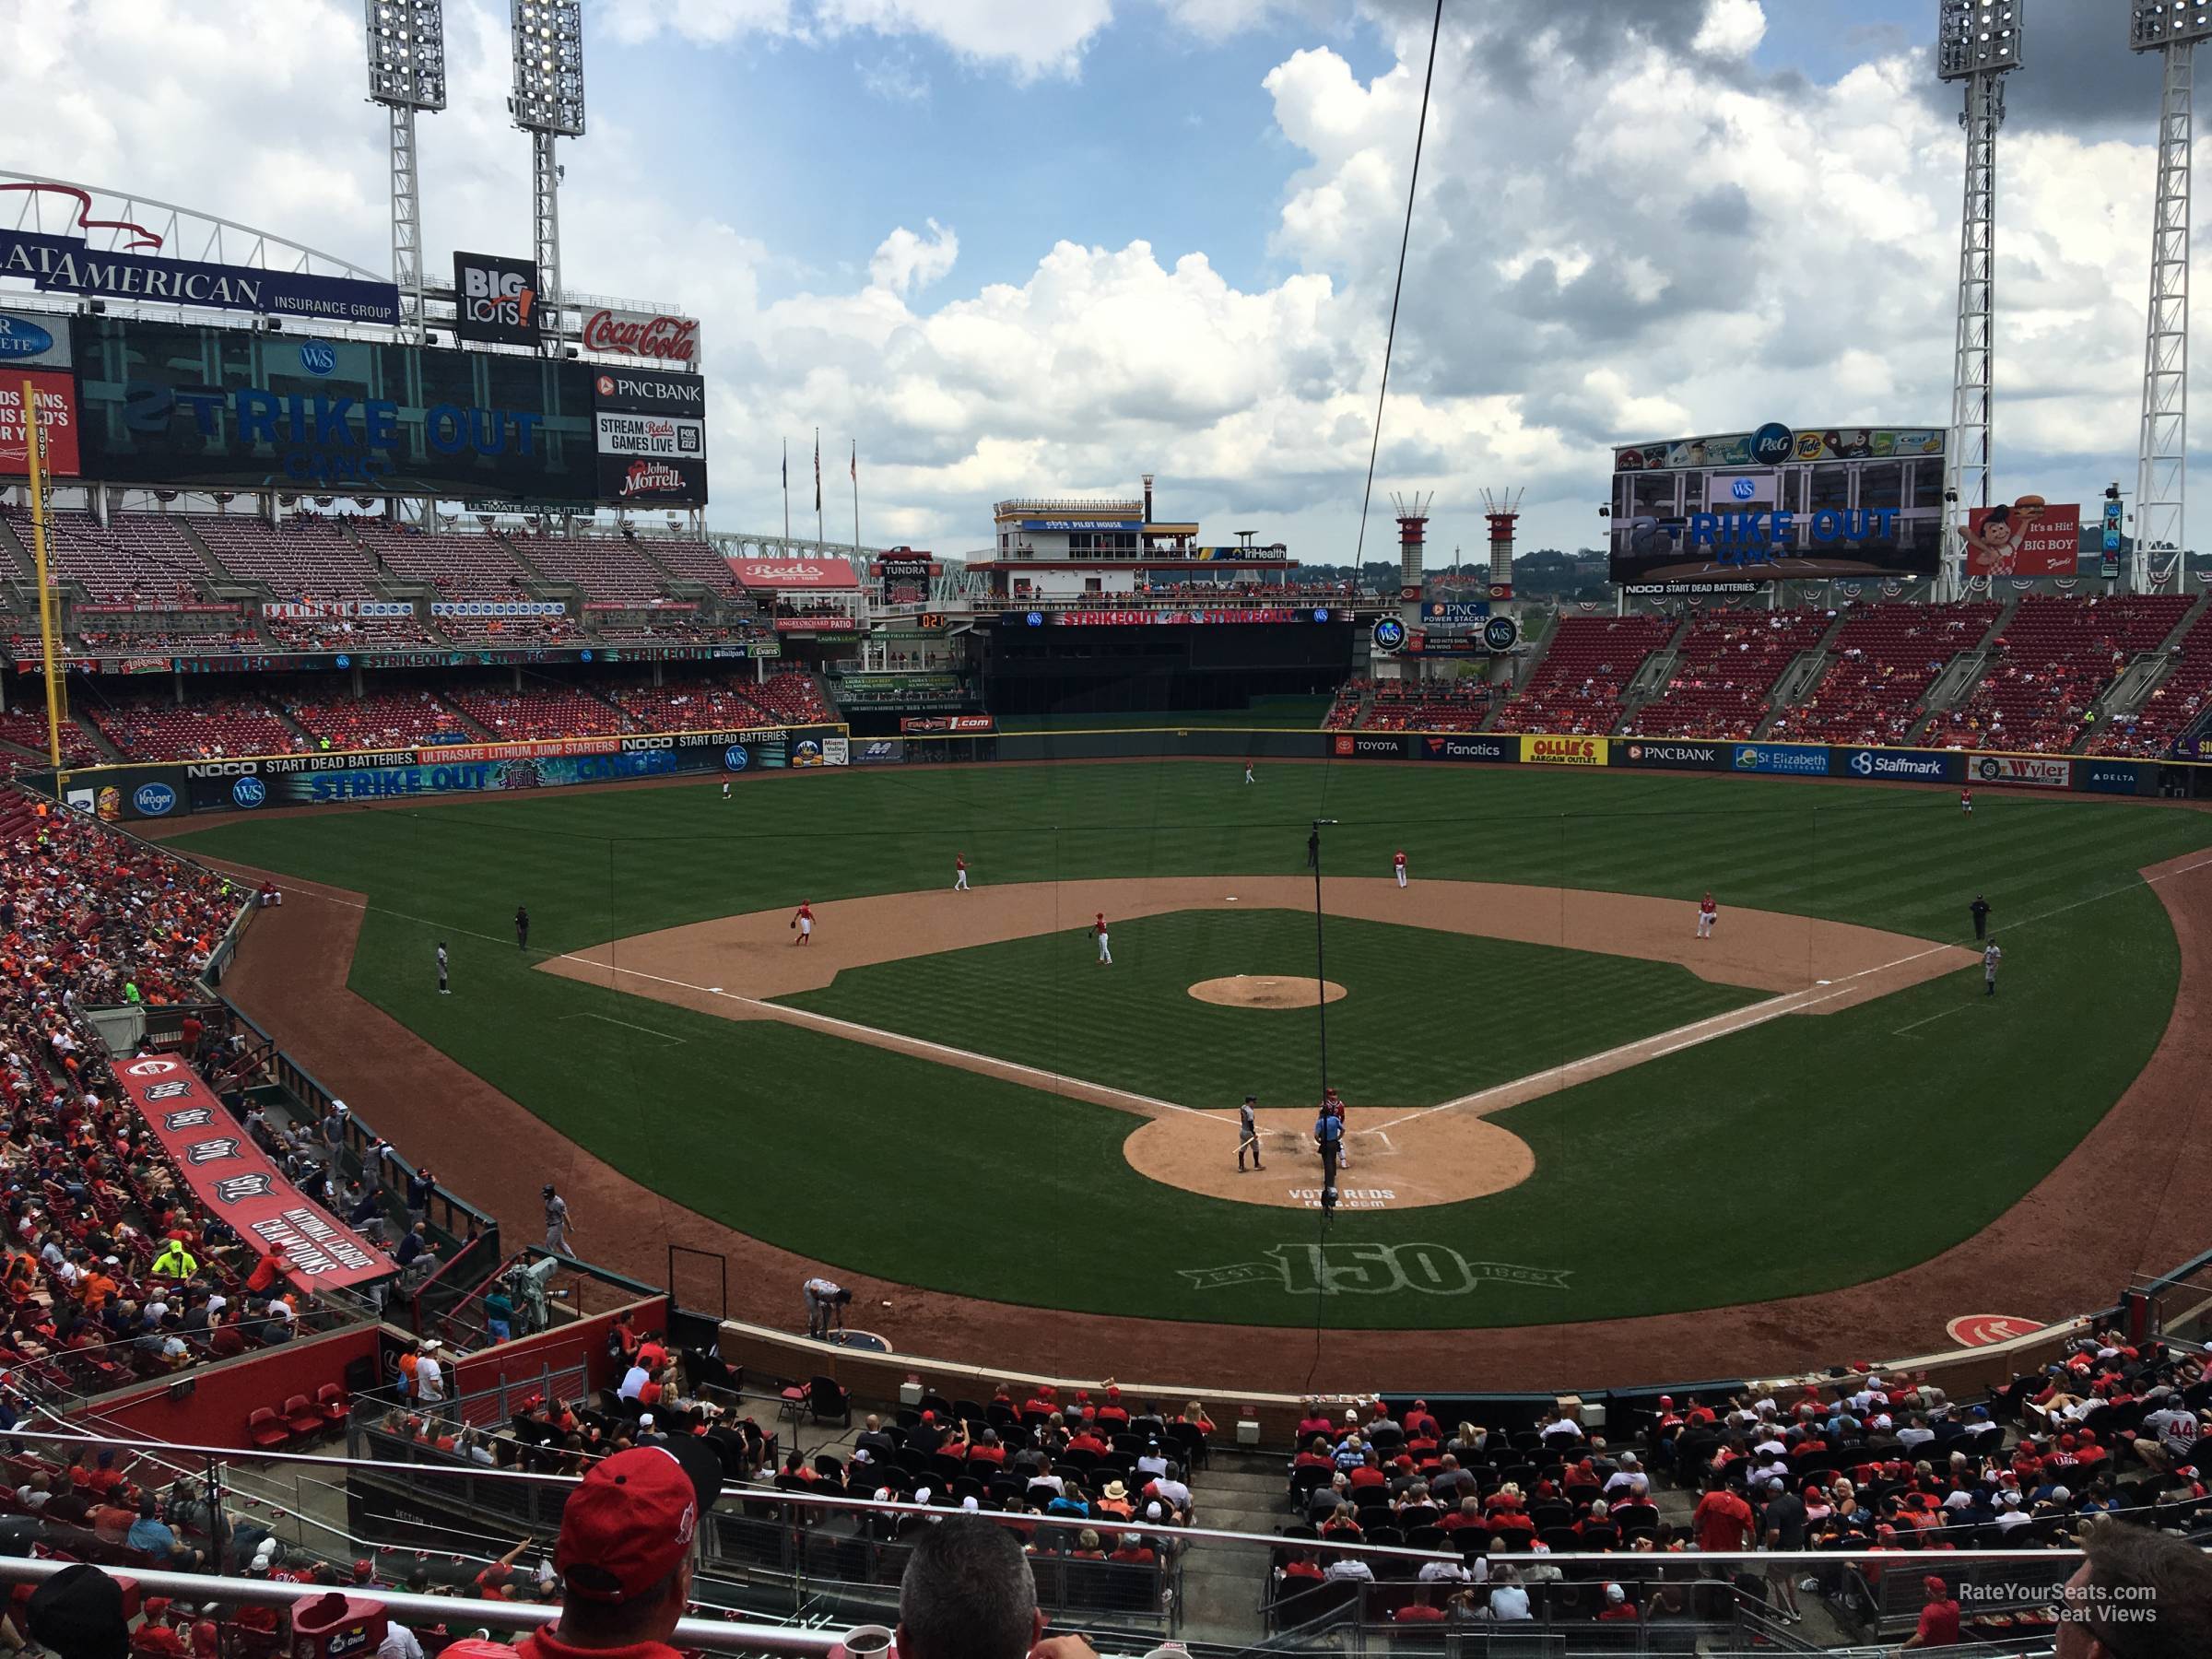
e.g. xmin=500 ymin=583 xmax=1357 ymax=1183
xmin=775 ymin=910 xmax=1764 ymax=1109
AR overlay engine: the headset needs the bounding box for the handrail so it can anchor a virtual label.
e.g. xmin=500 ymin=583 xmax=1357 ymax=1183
xmin=0 ymin=1558 xmax=843 ymax=1656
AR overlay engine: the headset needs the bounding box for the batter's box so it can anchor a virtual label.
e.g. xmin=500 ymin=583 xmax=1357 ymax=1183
xmin=1257 ymin=1125 xmax=1398 ymax=1158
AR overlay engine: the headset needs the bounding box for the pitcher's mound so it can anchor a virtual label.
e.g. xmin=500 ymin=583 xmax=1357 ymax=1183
xmin=1190 ymin=975 xmax=1347 ymax=1009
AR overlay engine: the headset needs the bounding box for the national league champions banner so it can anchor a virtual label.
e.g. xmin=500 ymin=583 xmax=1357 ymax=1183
xmin=114 ymin=1055 xmax=394 ymax=1288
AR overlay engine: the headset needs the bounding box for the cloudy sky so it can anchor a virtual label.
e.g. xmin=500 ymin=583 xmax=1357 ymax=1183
xmin=0 ymin=0 xmax=2194 ymax=562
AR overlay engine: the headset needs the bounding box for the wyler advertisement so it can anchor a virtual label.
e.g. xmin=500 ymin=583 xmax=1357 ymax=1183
xmin=71 ymin=316 xmax=598 ymax=500
xmin=591 ymin=367 xmax=708 ymax=504
xmin=1961 ymin=497 xmax=2081 ymax=578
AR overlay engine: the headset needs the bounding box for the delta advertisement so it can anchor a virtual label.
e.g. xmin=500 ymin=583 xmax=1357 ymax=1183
xmin=0 ymin=308 xmax=79 ymax=478
xmin=68 ymin=315 xmax=601 ymax=501
xmin=1962 ymin=498 xmax=2081 ymax=578
xmin=113 ymin=1055 xmax=394 ymax=1289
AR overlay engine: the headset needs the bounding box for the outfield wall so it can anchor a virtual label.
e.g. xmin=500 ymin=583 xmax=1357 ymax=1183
xmin=24 ymin=723 xmax=2179 ymax=822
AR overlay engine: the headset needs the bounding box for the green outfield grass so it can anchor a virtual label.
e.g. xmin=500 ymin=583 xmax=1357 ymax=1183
xmin=170 ymin=762 xmax=2212 ymax=1328
xmin=777 ymin=908 xmax=1763 ymax=1108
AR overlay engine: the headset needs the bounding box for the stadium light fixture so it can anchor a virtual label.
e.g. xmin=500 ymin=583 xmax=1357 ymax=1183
xmin=2134 ymin=2 xmax=2212 ymax=48
xmin=509 ymin=0 xmax=586 ymax=136
xmin=1936 ymin=0 xmax=2023 ymax=79
xmin=364 ymin=0 xmax=446 ymax=111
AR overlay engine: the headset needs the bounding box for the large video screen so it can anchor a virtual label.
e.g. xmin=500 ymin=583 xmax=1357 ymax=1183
xmin=1610 ymin=423 xmax=1948 ymax=588
xmin=69 ymin=316 xmax=608 ymax=503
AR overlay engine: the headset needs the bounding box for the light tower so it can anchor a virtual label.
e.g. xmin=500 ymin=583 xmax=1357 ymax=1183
xmin=1936 ymin=1 xmax=2023 ymax=598
xmin=1479 ymin=488 xmax=1523 ymax=591
xmin=508 ymin=0 xmax=585 ymax=354
xmin=2130 ymin=2 xmax=2210 ymax=590
xmin=363 ymin=0 xmax=446 ymax=342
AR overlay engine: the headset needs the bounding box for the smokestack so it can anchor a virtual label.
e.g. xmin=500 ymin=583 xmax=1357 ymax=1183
xmin=1393 ymin=496 xmax=1431 ymax=595
xmin=1480 ymin=488 xmax=1524 ymax=591
xmin=1142 ymin=473 xmax=1154 ymax=522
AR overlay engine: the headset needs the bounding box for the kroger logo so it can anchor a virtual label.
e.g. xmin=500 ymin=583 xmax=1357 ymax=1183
xmin=230 ymin=775 xmax=267 ymax=808
xmin=132 ymin=782 xmax=177 ymax=817
xmin=1729 ymin=477 xmax=1758 ymax=501
xmin=0 ymin=316 xmax=55 ymax=359
xmin=723 ymin=745 xmax=749 ymax=772
xmin=298 ymin=342 xmax=337 ymax=376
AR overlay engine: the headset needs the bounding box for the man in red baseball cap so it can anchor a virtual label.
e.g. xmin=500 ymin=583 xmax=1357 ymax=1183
xmin=516 ymin=1441 xmax=723 ymax=1659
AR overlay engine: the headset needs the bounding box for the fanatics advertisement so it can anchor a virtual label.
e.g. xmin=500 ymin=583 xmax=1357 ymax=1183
xmin=71 ymin=316 xmax=600 ymax=501
xmin=1961 ymin=499 xmax=2081 ymax=578
xmin=113 ymin=1055 xmax=394 ymax=1289
xmin=591 ymin=367 xmax=707 ymax=504
xmin=1418 ymin=734 xmax=1516 ymax=763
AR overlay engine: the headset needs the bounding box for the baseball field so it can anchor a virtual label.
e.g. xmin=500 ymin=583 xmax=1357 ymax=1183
xmin=167 ymin=759 xmax=2212 ymax=1381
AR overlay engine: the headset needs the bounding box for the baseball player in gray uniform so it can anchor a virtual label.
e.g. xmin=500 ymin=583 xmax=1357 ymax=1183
xmin=1237 ymin=1095 xmax=1263 ymax=1171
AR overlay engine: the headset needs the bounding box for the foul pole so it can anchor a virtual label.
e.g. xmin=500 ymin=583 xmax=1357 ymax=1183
xmin=21 ymin=380 xmax=64 ymax=767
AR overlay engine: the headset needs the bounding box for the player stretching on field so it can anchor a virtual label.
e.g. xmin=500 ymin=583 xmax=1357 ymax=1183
xmin=1696 ymin=892 xmax=1717 ymax=940
xmin=791 ymin=901 xmax=814 ymax=945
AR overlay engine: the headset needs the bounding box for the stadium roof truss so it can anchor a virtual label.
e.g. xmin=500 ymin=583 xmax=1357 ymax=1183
xmin=0 ymin=172 xmax=390 ymax=285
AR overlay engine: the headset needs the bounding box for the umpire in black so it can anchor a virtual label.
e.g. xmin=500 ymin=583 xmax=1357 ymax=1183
xmin=1970 ymin=895 xmax=1990 ymax=941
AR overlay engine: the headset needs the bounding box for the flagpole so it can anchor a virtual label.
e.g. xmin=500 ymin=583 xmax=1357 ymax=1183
xmin=22 ymin=379 xmax=64 ymax=769
xmin=782 ymin=438 xmax=790 ymax=544
xmin=814 ymin=428 xmax=822 ymax=547
xmin=851 ymin=439 xmax=860 ymax=559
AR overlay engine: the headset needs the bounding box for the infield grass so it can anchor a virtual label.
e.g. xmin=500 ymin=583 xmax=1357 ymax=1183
xmin=171 ymin=761 xmax=2212 ymax=1328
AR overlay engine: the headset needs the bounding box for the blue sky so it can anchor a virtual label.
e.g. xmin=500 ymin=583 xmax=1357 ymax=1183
xmin=6 ymin=0 xmax=2203 ymax=560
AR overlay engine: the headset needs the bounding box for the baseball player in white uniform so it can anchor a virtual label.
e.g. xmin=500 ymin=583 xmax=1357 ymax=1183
xmin=954 ymin=855 xmax=970 ymax=891
xmin=1243 ymin=762 xmax=1255 ymax=784
xmin=1394 ymin=851 xmax=1408 ymax=888
xmin=1983 ymin=939 xmax=2002 ymax=995
xmin=1696 ymin=892 xmax=1717 ymax=939
xmin=1092 ymin=912 xmax=1112 ymax=965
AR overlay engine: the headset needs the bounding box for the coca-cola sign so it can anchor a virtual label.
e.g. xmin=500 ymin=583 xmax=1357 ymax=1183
xmin=581 ymin=307 xmax=701 ymax=367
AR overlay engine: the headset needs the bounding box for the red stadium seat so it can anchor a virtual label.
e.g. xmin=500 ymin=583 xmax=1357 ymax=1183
xmin=245 ymin=1407 xmax=291 ymax=1450
xmin=282 ymin=1394 xmax=323 ymax=1438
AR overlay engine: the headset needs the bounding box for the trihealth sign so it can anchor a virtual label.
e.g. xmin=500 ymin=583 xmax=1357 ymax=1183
xmin=1520 ymin=735 xmax=1607 ymax=767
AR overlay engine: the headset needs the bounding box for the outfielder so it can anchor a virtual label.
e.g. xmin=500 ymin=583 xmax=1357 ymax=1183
xmin=1960 ymin=786 xmax=1973 ymax=816
xmin=791 ymin=901 xmax=814 ymax=945
xmin=1243 ymin=761 xmax=1255 ymax=785
xmin=1394 ymin=850 xmax=1407 ymax=888
xmin=1092 ymin=912 xmax=1112 ymax=965
xmin=954 ymin=854 xmax=970 ymax=891
xmin=1236 ymin=1094 xmax=1264 ymax=1171
xmin=722 ymin=780 xmax=732 ymax=801
xmin=436 ymin=941 xmax=450 ymax=994
xmin=1696 ymin=892 xmax=1717 ymax=940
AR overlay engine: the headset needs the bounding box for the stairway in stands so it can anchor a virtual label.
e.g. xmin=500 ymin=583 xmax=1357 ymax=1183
xmin=1178 ymin=1446 xmax=1283 ymax=1641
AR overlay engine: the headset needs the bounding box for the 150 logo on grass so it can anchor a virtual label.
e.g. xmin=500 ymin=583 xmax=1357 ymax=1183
xmin=1181 ymin=1242 xmax=1571 ymax=1297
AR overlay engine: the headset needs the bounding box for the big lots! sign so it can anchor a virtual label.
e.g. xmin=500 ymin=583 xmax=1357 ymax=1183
xmin=580 ymin=308 xmax=700 ymax=368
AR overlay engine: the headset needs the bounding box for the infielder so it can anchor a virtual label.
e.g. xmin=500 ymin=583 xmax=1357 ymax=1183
xmin=1696 ymin=892 xmax=1717 ymax=939
xmin=1394 ymin=850 xmax=1407 ymax=888
xmin=954 ymin=854 xmax=970 ymax=891
xmin=791 ymin=901 xmax=814 ymax=945
xmin=436 ymin=941 xmax=450 ymax=994
xmin=515 ymin=905 xmax=530 ymax=950
xmin=1236 ymin=1094 xmax=1263 ymax=1171
xmin=1983 ymin=938 xmax=2003 ymax=995
xmin=1092 ymin=912 xmax=1112 ymax=965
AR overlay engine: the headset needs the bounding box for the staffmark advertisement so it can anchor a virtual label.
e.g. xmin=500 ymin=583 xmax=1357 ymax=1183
xmin=1521 ymin=735 xmax=1607 ymax=767
xmin=1841 ymin=747 xmax=1955 ymax=782
xmin=1971 ymin=754 xmax=2072 ymax=790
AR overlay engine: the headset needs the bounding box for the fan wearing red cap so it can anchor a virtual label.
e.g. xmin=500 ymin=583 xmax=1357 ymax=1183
xmin=1899 ymin=1576 xmax=1959 ymax=1651
xmin=515 ymin=1442 xmax=723 ymax=1659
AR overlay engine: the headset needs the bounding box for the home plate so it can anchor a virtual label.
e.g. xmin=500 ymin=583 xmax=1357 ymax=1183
xmin=1226 ymin=896 xmax=1239 ymax=902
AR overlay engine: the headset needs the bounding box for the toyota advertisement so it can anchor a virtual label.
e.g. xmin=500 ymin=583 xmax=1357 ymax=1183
xmin=591 ymin=367 xmax=708 ymax=505
xmin=1611 ymin=421 xmax=1949 ymax=588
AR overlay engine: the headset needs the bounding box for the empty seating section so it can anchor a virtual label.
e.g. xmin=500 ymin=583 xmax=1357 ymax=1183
xmin=511 ymin=532 xmax=672 ymax=602
xmin=284 ymin=689 xmax=471 ymax=751
xmin=445 ymin=685 xmax=625 ymax=741
xmin=607 ymin=676 xmax=773 ymax=730
xmin=1322 ymin=677 xmax=1367 ymax=730
xmin=3 ymin=510 xmax=205 ymax=603
xmin=352 ymin=521 xmax=532 ymax=596
xmin=0 ymin=710 xmax=100 ymax=770
xmin=1928 ymin=594 xmax=2192 ymax=754
xmin=644 ymin=536 xmax=742 ymax=595
xmin=2088 ymin=604 xmax=2212 ymax=757
xmin=1492 ymin=616 xmax=1677 ymax=736
xmin=747 ymin=673 xmax=831 ymax=724
xmin=1629 ymin=610 xmax=1831 ymax=739
xmin=1770 ymin=603 xmax=1999 ymax=747
xmin=87 ymin=694 xmax=298 ymax=760
xmin=193 ymin=515 xmax=380 ymax=597
xmin=1364 ymin=679 xmax=1493 ymax=731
